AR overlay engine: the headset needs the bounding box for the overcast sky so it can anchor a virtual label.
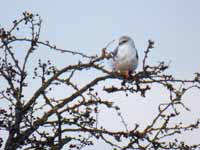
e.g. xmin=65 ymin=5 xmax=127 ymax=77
xmin=1 ymin=0 xmax=200 ymax=74
xmin=1 ymin=0 xmax=200 ymax=149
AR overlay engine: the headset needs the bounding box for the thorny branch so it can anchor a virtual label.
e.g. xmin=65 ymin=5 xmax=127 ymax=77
xmin=0 ymin=12 xmax=200 ymax=150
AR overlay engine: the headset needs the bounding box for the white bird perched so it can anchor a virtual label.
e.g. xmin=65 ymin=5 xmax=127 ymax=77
xmin=112 ymin=36 xmax=138 ymax=78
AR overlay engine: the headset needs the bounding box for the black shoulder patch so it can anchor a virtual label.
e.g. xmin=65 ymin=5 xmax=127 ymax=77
xmin=136 ymin=50 xmax=139 ymax=59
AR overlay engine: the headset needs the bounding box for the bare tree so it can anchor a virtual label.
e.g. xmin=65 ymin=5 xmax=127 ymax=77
xmin=0 ymin=12 xmax=200 ymax=150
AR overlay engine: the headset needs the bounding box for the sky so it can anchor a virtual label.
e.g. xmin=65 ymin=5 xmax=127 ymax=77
xmin=1 ymin=0 xmax=200 ymax=75
xmin=0 ymin=0 xmax=200 ymax=149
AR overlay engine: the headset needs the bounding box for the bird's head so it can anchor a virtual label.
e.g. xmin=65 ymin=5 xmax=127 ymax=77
xmin=118 ymin=36 xmax=135 ymax=47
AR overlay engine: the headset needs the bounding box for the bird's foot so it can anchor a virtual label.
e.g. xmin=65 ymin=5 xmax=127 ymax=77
xmin=123 ymin=70 xmax=133 ymax=79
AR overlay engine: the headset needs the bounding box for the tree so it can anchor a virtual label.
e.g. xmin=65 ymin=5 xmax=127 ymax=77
xmin=0 ymin=12 xmax=200 ymax=150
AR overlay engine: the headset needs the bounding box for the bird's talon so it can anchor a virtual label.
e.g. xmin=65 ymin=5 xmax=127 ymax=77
xmin=121 ymin=80 xmax=126 ymax=86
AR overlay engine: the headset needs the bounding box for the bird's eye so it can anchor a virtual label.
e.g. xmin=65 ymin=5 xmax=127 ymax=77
xmin=119 ymin=40 xmax=127 ymax=45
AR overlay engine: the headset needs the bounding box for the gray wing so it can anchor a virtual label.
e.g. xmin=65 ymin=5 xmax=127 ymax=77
xmin=112 ymin=46 xmax=118 ymax=59
xmin=111 ymin=46 xmax=119 ymax=71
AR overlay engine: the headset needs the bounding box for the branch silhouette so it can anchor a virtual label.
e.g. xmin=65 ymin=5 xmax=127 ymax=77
xmin=0 ymin=12 xmax=200 ymax=150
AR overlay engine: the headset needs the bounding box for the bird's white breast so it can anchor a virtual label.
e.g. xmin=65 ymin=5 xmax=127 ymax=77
xmin=114 ymin=43 xmax=138 ymax=72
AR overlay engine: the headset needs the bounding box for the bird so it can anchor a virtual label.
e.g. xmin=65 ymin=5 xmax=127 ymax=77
xmin=112 ymin=36 xmax=138 ymax=79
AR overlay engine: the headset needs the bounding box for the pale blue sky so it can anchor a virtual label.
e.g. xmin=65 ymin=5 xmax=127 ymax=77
xmin=1 ymin=0 xmax=200 ymax=76
xmin=1 ymin=0 xmax=200 ymax=149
